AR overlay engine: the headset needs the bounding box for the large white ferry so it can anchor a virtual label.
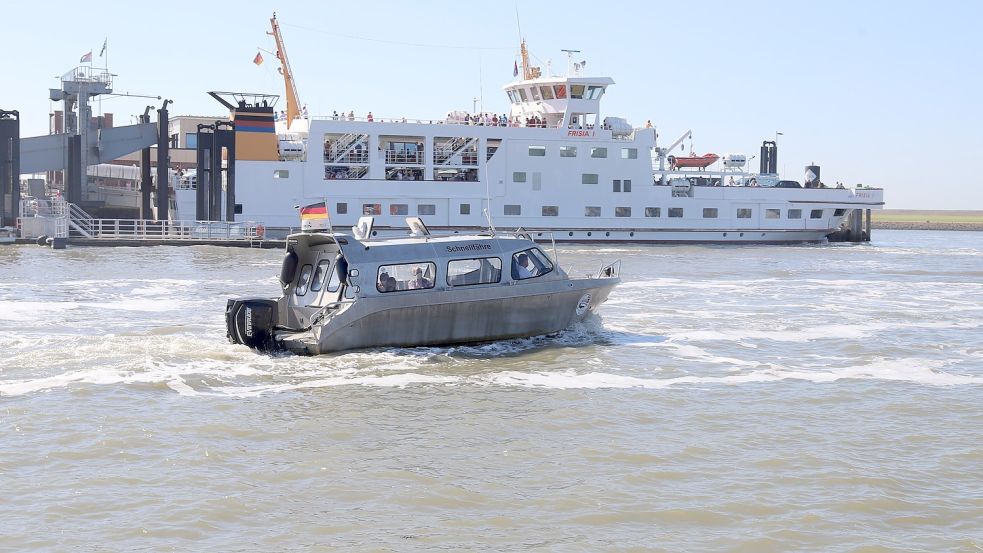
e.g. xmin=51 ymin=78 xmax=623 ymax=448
xmin=180 ymin=16 xmax=884 ymax=243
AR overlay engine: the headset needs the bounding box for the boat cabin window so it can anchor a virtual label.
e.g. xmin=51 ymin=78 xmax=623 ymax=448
xmin=377 ymin=262 xmax=436 ymax=292
xmin=540 ymin=86 xmax=554 ymax=100
xmin=586 ymin=86 xmax=605 ymax=100
xmin=309 ymin=260 xmax=332 ymax=292
xmin=554 ymin=85 xmax=567 ymax=99
xmin=528 ymin=146 xmax=546 ymax=157
xmin=363 ymin=204 xmax=382 ymax=216
xmin=646 ymin=207 xmax=661 ymax=217
xmin=810 ymin=209 xmax=825 ymax=219
xmin=585 ymin=206 xmax=601 ymax=217
xmin=511 ymin=247 xmax=554 ymax=281
xmin=737 ymin=208 xmax=753 ymax=219
xmin=788 ymin=209 xmax=802 ymax=219
xmin=669 ymin=208 xmax=683 ymax=218
xmin=295 ymin=264 xmax=314 ymax=296
xmin=530 ymin=87 xmax=541 ymax=101
xmin=336 ymin=202 xmax=348 ymax=215
xmin=447 ymin=257 xmax=502 ymax=286
xmin=570 ymin=85 xmax=586 ymax=99
xmin=621 ymin=148 xmax=638 ymax=159
xmin=833 ymin=208 xmax=847 ymax=216
xmin=765 ymin=209 xmax=781 ymax=219
xmin=517 ymin=88 xmax=528 ymax=101
xmin=591 ymin=147 xmax=608 ymax=158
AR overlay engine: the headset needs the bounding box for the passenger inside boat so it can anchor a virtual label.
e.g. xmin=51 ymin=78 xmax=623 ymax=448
xmin=511 ymin=248 xmax=555 ymax=281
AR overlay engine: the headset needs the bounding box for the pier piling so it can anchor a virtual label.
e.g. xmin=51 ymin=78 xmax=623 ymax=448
xmin=0 ymin=109 xmax=20 ymax=227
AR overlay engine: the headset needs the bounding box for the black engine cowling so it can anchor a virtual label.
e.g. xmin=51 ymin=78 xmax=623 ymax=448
xmin=226 ymin=298 xmax=280 ymax=352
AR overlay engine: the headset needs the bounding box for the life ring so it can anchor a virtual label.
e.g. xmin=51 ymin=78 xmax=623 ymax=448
xmin=256 ymin=224 xmax=265 ymax=239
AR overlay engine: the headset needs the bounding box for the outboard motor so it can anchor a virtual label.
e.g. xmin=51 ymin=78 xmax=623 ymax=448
xmin=226 ymin=298 xmax=280 ymax=352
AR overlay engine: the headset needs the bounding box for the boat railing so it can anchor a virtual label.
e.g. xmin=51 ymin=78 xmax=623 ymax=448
xmin=595 ymin=260 xmax=621 ymax=279
xmin=310 ymin=114 xmax=569 ymax=129
xmin=80 ymin=219 xmax=263 ymax=241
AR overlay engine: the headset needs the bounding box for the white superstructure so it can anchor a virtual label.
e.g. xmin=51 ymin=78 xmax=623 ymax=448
xmin=181 ymin=40 xmax=884 ymax=244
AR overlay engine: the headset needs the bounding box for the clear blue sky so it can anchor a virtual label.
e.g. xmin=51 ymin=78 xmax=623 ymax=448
xmin=3 ymin=0 xmax=981 ymax=209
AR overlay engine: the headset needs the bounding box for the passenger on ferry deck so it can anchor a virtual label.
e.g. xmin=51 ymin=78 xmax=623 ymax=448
xmin=367 ymin=112 xmax=374 ymax=122
xmin=332 ymin=110 xmax=339 ymax=120
xmin=347 ymin=111 xmax=355 ymax=121
xmin=645 ymin=119 xmax=653 ymax=128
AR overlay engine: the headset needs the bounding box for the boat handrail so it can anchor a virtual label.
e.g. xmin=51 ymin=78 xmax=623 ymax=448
xmin=308 ymin=299 xmax=357 ymax=327
xmin=595 ymin=259 xmax=621 ymax=279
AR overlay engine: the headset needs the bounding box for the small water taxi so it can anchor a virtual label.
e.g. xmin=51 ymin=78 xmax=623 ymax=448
xmin=226 ymin=215 xmax=620 ymax=355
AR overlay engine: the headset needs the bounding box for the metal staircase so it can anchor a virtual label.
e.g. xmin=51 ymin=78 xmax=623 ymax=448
xmin=324 ymin=133 xmax=368 ymax=164
xmin=434 ymin=137 xmax=478 ymax=165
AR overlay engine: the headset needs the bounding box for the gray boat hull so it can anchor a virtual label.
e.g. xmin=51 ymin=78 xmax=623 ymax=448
xmin=278 ymin=277 xmax=617 ymax=355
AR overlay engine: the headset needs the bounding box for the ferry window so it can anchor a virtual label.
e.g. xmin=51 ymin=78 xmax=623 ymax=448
xmin=582 ymin=173 xmax=598 ymax=184
xmin=294 ymin=264 xmax=314 ymax=296
xmin=554 ymin=85 xmax=567 ymax=99
xmin=390 ymin=204 xmax=408 ymax=216
xmin=274 ymin=169 xmax=289 ymax=179
xmin=513 ymin=171 xmax=527 ymax=183
xmin=506 ymin=90 xmax=516 ymax=103
xmin=621 ymin=148 xmax=638 ymax=159
xmin=447 ymin=257 xmax=502 ymax=287
xmin=668 ymin=208 xmax=683 ymax=218
xmin=834 ymin=208 xmax=847 ymax=216
xmin=765 ymin=208 xmax=781 ymax=219
xmin=528 ymin=145 xmax=546 ymax=157
xmin=512 ymin=247 xmax=554 ymax=280
xmin=613 ymin=179 xmax=621 ymax=192
xmin=460 ymin=203 xmax=471 ymax=215
xmin=504 ymin=204 xmax=521 ymax=216
xmin=810 ymin=209 xmax=824 ymax=219
xmin=560 ymin=146 xmax=577 ymax=158
xmin=591 ymin=147 xmax=608 ymax=158
xmin=788 ymin=209 xmax=802 ymax=219
xmin=542 ymin=206 xmax=559 ymax=216
xmin=615 ymin=207 xmax=632 ymax=218
xmin=309 ymin=260 xmax=332 ymax=293
xmin=585 ymin=206 xmax=601 ymax=217
xmin=418 ymin=204 xmax=436 ymax=216
xmin=234 ymin=204 xmax=243 ymax=214
xmin=737 ymin=208 xmax=753 ymax=219
xmin=540 ymin=86 xmax=554 ymax=100
xmin=530 ymin=87 xmax=541 ymax=101
xmin=517 ymin=88 xmax=528 ymax=101
xmin=570 ymin=85 xmax=586 ymax=99
xmin=532 ymin=173 xmax=542 ymax=191
xmin=645 ymin=207 xmax=661 ymax=217
xmin=586 ymin=86 xmax=605 ymax=100
xmin=703 ymin=208 xmax=719 ymax=219
xmin=363 ymin=203 xmax=382 ymax=216
xmin=336 ymin=203 xmax=348 ymax=215
xmin=377 ymin=262 xmax=436 ymax=292
xmin=624 ymin=179 xmax=632 ymax=192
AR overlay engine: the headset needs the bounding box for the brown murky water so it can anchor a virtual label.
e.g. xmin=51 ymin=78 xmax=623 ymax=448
xmin=1 ymin=230 xmax=981 ymax=551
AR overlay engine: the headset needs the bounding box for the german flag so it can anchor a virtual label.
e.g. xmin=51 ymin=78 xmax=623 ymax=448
xmin=300 ymin=201 xmax=328 ymax=221
xmin=300 ymin=201 xmax=330 ymax=231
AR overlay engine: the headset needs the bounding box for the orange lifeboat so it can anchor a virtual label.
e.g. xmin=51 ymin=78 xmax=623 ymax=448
xmin=669 ymin=153 xmax=720 ymax=170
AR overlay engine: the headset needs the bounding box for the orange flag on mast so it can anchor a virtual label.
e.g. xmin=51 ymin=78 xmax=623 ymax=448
xmin=253 ymin=52 xmax=264 ymax=66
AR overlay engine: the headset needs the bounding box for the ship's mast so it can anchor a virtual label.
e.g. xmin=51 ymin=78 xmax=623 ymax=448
xmin=269 ymin=13 xmax=301 ymax=129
